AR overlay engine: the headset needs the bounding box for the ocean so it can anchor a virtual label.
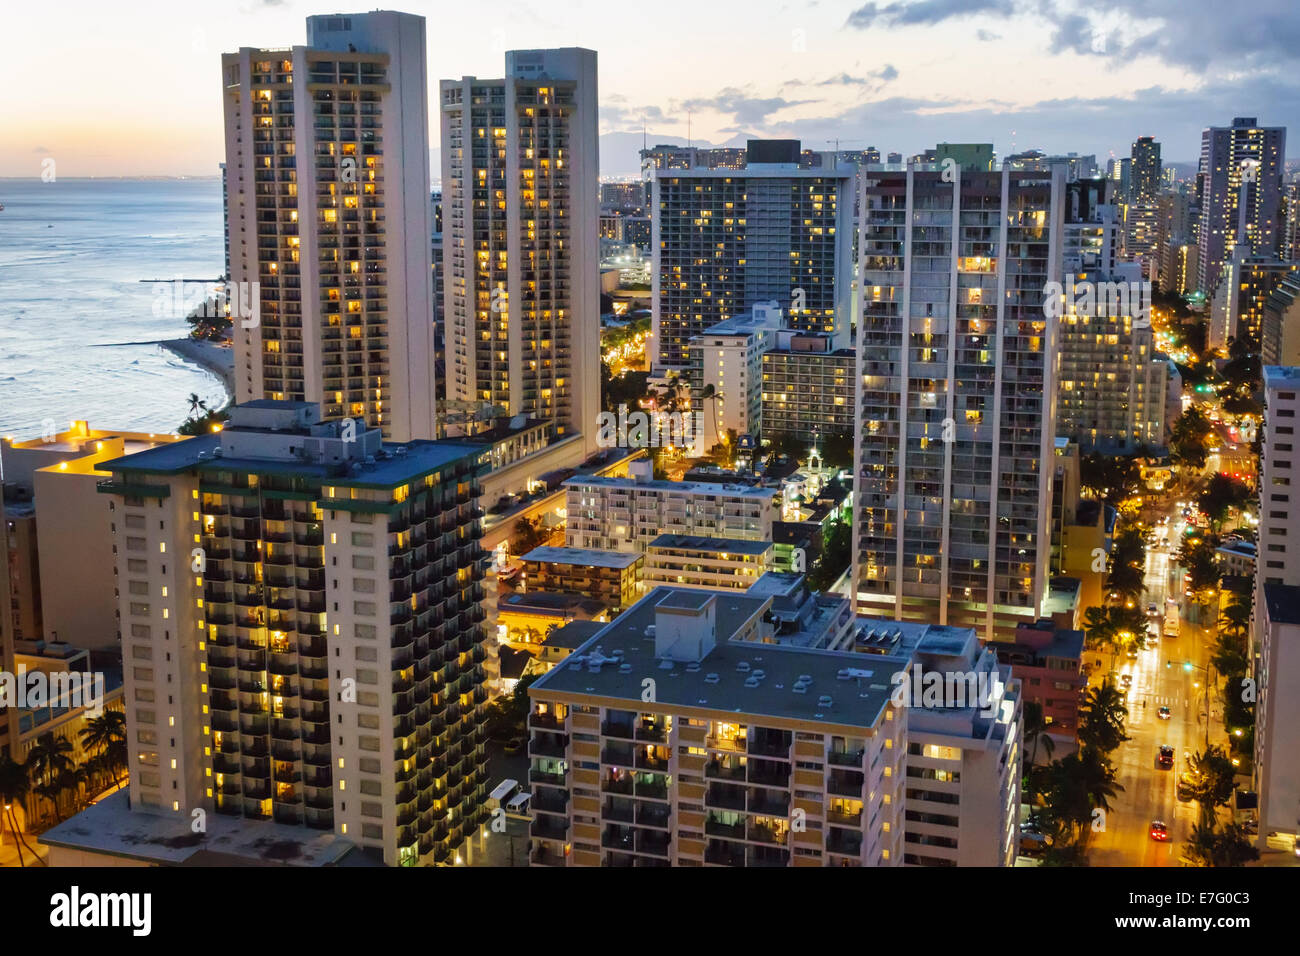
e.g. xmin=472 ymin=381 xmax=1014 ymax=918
xmin=0 ymin=177 xmax=229 ymax=440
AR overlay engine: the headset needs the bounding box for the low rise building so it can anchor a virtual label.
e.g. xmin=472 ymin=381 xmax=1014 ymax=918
xmin=995 ymin=621 xmax=1086 ymax=759
xmin=565 ymin=465 xmax=778 ymax=553
xmin=642 ymin=534 xmax=772 ymax=592
xmin=519 ymin=546 xmax=643 ymax=611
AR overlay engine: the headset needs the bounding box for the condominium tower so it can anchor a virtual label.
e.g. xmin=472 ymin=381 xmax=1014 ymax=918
xmin=221 ymin=11 xmax=437 ymax=441
xmin=853 ymin=166 xmax=1063 ymax=641
xmin=97 ymin=400 xmax=491 ymax=866
xmin=1196 ymin=117 xmax=1286 ymax=294
xmin=649 ymin=140 xmax=855 ymax=373
xmin=440 ymin=48 xmax=601 ymax=460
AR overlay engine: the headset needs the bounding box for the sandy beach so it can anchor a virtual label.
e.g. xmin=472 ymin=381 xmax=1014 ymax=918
xmin=159 ymin=337 xmax=235 ymax=401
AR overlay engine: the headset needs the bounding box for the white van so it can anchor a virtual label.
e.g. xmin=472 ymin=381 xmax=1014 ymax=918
xmin=506 ymin=792 xmax=532 ymax=817
xmin=488 ymin=778 xmax=520 ymax=811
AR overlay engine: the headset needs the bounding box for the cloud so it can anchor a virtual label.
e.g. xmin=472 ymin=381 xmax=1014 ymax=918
xmin=846 ymin=0 xmax=1015 ymax=29
xmin=680 ymin=87 xmax=816 ymax=126
xmin=976 ymin=28 xmax=1002 ymax=41
xmin=33 ymin=146 xmax=50 ymax=154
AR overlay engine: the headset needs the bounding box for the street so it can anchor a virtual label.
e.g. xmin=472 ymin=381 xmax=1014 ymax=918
xmin=1087 ymin=503 xmax=1221 ymax=866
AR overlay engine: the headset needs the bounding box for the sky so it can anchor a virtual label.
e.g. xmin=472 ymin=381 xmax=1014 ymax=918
xmin=4 ymin=0 xmax=1299 ymax=178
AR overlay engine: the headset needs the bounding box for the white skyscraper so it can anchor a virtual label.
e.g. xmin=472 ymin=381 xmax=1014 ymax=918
xmin=440 ymin=48 xmax=601 ymax=462
xmin=853 ymin=164 xmax=1064 ymax=641
xmin=221 ymin=11 xmax=437 ymax=442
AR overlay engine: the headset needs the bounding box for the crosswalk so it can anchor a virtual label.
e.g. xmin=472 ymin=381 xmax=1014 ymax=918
xmin=1135 ymin=695 xmax=1183 ymax=707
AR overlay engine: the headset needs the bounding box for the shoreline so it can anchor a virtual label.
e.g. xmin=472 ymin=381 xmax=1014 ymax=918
xmin=159 ymin=337 xmax=235 ymax=402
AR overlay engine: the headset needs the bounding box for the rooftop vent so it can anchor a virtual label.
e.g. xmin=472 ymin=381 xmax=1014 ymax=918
xmin=704 ymin=673 xmax=720 ymax=684
xmin=736 ymin=661 xmax=751 ymax=673
xmin=817 ymin=695 xmax=833 ymax=708
xmin=618 ymin=663 xmax=632 ymax=674
xmin=744 ymin=676 xmax=761 ymax=688
xmin=685 ymin=661 xmax=701 ymax=672
xmin=751 ymin=669 xmax=765 ymax=680
xmin=792 ymin=680 xmax=809 ymax=694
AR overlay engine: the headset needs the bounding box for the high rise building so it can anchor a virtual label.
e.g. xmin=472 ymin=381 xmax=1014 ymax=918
xmin=221 ymin=12 xmax=437 ymax=442
xmin=95 ymin=400 xmax=491 ymax=866
xmin=1130 ymin=137 xmax=1162 ymax=203
xmin=1254 ymin=366 xmax=1300 ymax=851
xmin=1196 ymin=117 xmax=1286 ymax=294
xmin=649 ymin=139 xmax=855 ymax=373
xmin=1263 ymin=273 xmax=1300 ymax=366
xmin=854 ymin=166 xmax=1063 ymax=641
xmin=1258 ymin=367 xmax=1300 ymax=587
xmin=440 ymin=48 xmax=601 ymax=461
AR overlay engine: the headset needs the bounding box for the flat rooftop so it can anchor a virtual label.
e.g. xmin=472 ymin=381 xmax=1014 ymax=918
xmin=565 ymin=474 xmax=777 ymax=499
xmin=101 ymin=435 xmax=484 ymax=489
xmin=530 ymin=587 xmax=905 ymax=731
xmin=521 ymin=546 xmax=642 ymax=570
xmin=39 ymin=789 xmax=367 ymax=866
xmin=500 ymin=591 xmax=607 ymax=617
xmin=647 ymin=534 xmax=772 ymax=555
xmin=1264 ymin=365 xmax=1300 ymax=386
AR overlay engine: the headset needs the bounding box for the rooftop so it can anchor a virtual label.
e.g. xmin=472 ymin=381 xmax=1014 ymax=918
xmin=647 ymin=534 xmax=772 ymax=556
xmin=39 ymin=789 xmax=367 ymax=866
xmin=1263 ymin=365 xmax=1300 ymax=386
xmin=520 ymin=546 xmax=642 ymax=570
xmin=101 ymin=433 xmax=484 ymax=490
xmin=530 ymin=587 xmax=905 ymax=730
xmin=499 ymin=590 xmax=607 ymax=617
xmin=565 ymin=474 xmax=778 ymax=499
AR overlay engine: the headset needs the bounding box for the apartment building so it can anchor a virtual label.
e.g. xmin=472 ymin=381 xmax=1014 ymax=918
xmin=1258 ymin=367 xmax=1300 ymax=588
xmin=93 ymin=400 xmax=491 ymax=867
xmin=440 ymin=48 xmax=600 ymax=461
xmin=854 ymin=165 xmax=1063 ymax=641
xmin=1057 ymin=297 xmax=1169 ymax=452
xmin=1 ymin=423 xmax=186 ymax=653
xmin=1253 ymin=582 xmax=1300 ymax=850
xmin=650 ymin=140 xmax=854 ymax=373
xmin=760 ymin=330 xmax=855 ymax=440
xmin=995 ymin=620 xmax=1086 ymax=759
xmin=564 ymin=467 xmax=778 ymax=552
xmin=642 ymin=534 xmax=773 ymax=591
xmin=519 ymin=545 xmax=643 ymax=611
xmin=1196 ymin=117 xmax=1286 ymax=294
xmin=1208 ymin=249 xmax=1296 ymax=352
xmin=525 ymin=586 xmax=1021 ymax=866
xmin=525 ymin=587 xmax=907 ymax=866
xmin=691 ymin=302 xmax=782 ymax=445
xmin=1263 ymin=273 xmax=1300 ymax=366
xmin=221 ymin=11 xmax=437 ymax=441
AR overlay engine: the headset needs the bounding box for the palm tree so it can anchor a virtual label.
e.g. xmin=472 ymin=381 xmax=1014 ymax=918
xmin=699 ymin=383 xmax=720 ymax=449
xmin=1022 ymin=701 xmax=1056 ymax=768
xmin=0 ymin=755 xmax=42 ymax=867
xmin=1078 ymin=681 xmax=1130 ymax=755
xmin=26 ymin=733 xmax=74 ymax=790
xmin=1082 ymin=606 xmax=1115 ymax=651
xmin=80 ymin=710 xmax=127 ymax=788
xmin=187 ymin=392 xmax=208 ymax=418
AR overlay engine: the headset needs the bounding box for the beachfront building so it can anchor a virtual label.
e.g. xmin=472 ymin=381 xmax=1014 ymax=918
xmin=91 ymin=399 xmax=491 ymax=866
xmin=221 ymin=12 xmax=438 ymax=442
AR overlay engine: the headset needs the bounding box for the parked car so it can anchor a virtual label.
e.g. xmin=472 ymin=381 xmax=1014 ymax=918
xmin=1150 ymin=820 xmax=1169 ymax=842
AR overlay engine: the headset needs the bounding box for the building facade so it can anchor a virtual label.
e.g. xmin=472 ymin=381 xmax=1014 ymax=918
xmin=96 ymin=400 xmax=491 ymax=866
xmin=650 ymin=140 xmax=854 ymax=373
xmin=440 ymin=48 xmax=600 ymax=460
xmin=760 ymin=331 xmax=855 ymax=440
xmin=221 ymin=11 xmax=437 ymax=441
xmin=1196 ymin=117 xmax=1286 ymax=294
xmin=853 ymin=166 xmax=1063 ymax=641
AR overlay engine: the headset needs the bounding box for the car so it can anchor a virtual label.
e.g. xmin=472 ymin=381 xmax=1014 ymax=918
xmin=1158 ymin=706 xmax=1171 ymax=719
xmin=1127 ymin=648 xmax=1139 ymax=660
xmin=1150 ymin=821 xmax=1169 ymax=841
xmin=1158 ymin=745 xmax=1175 ymax=768
xmin=502 ymin=736 xmax=526 ymax=756
xmin=1147 ymin=603 xmax=1159 ymax=616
